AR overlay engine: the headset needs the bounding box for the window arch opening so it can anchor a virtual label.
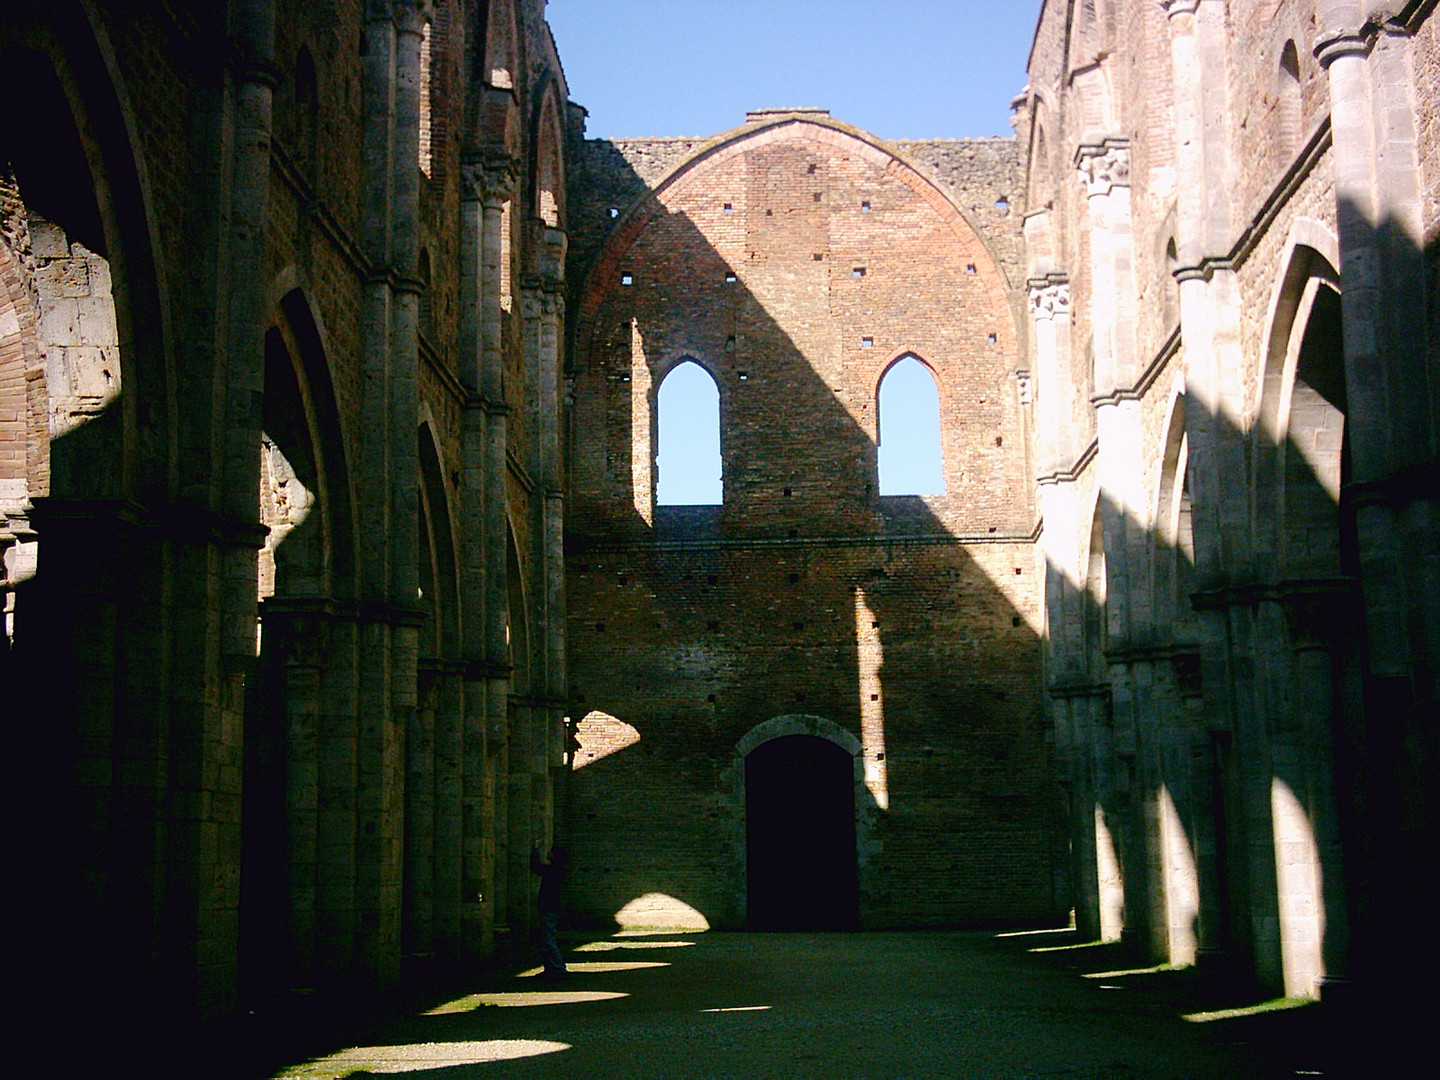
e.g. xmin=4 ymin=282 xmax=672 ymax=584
xmin=876 ymin=356 xmax=944 ymax=495
xmin=656 ymin=360 xmax=721 ymax=506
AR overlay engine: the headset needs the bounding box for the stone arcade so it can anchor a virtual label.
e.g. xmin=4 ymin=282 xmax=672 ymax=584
xmin=1 ymin=0 xmax=1434 ymax=1047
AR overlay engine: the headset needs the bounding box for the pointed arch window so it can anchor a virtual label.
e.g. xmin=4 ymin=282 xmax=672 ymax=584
xmin=877 ymin=355 xmax=944 ymax=495
xmin=656 ymin=360 xmax=722 ymax=505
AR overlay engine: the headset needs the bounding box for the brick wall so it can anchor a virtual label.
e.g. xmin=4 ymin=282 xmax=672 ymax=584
xmin=563 ymin=114 xmax=1055 ymax=930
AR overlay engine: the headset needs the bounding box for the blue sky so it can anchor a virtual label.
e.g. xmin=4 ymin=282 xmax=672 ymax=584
xmin=546 ymin=1 xmax=1042 ymax=141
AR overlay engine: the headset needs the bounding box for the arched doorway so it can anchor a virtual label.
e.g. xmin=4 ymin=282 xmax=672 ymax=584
xmin=746 ymin=734 xmax=857 ymax=930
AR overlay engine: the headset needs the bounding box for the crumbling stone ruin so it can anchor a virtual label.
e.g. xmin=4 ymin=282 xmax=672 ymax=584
xmin=1 ymin=0 xmax=1434 ymax=1055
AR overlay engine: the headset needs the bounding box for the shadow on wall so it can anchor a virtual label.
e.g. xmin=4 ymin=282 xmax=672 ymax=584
xmin=559 ymin=120 xmax=1056 ymax=933
xmin=1051 ymin=202 xmax=1438 ymax=1000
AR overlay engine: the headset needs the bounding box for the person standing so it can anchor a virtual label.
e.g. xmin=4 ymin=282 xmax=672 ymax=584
xmin=530 ymin=843 xmax=569 ymax=977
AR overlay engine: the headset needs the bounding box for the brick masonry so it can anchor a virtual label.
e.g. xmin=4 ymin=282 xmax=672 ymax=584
xmin=563 ymin=113 xmax=1055 ymax=930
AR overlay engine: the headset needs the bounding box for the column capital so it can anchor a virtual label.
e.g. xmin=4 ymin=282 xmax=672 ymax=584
xmin=461 ymin=150 xmax=518 ymax=206
xmin=1313 ymin=25 xmax=1375 ymax=67
xmin=1027 ymin=276 xmax=1071 ymax=320
xmin=1075 ymin=138 xmax=1131 ymax=197
xmin=1159 ymin=0 xmax=1201 ymax=19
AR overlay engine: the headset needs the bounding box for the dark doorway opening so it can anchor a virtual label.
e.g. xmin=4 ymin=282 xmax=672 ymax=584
xmin=746 ymin=734 xmax=858 ymax=930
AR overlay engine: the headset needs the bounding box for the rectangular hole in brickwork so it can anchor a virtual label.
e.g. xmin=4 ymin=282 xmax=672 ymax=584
xmin=793 ymin=621 xmax=805 ymax=630
xmin=608 ymin=207 xmax=620 ymax=218
xmin=724 ymin=271 xmax=737 ymax=283
xmin=807 ymin=163 xmax=817 ymax=174
xmin=812 ymin=253 xmax=823 ymax=261
xmin=707 ymin=694 xmax=716 ymax=702
xmin=861 ymin=336 xmax=873 ymax=348
xmin=620 ymin=272 xmax=633 ymax=285
xmin=783 ymin=487 xmax=792 ymax=496
xmin=861 ymin=200 xmax=871 ymax=211
xmin=966 ymin=264 xmax=976 ymax=274
xmin=595 ymin=623 xmax=605 ymax=632
xmin=987 ymin=332 xmax=997 ymax=344
xmin=723 ymin=202 xmax=733 ymax=213
xmin=853 ymin=267 xmax=865 ymax=278
xmin=738 ymin=371 xmax=749 ymax=380
xmin=1012 ymin=616 xmax=1023 ymax=627
xmin=707 ymin=574 xmax=717 ymax=584
xmin=707 ymin=620 xmax=720 ymax=631
xmin=788 ymin=528 xmax=798 ymax=538
xmin=995 ymin=436 xmax=1003 ymax=447
xmin=813 ymin=192 xmax=822 ymax=202
xmin=787 ymin=573 xmax=798 ymax=583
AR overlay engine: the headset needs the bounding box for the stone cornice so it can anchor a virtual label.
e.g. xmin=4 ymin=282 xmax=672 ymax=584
xmin=1036 ymin=438 xmax=1098 ymax=486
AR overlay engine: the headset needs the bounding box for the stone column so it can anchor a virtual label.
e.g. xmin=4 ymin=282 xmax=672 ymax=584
xmin=1315 ymin=2 xmax=1439 ymax=1001
xmin=1162 ymin=0 xmax=1259 ymax=977
xmin=480 ymin=157 xmax=515 ymax=934
xmin=1028 ymin=276 xmax=1071 ymax=481
xmin=456 ymin=157 xmax=492 ymax=957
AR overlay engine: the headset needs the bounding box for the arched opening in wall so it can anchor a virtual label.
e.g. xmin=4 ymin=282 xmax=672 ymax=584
xmin=1276 ymin=40 xmax=1302 ymax=164
xmin=876 ymin=355 xmax=944 ymax=496
xmin=484 ymin=0 xmax=516 ymax=90
xmin=1030 ymin=123 xmax=1052 ymax=213
xmin=1084 ymin=505 xmax=1125 ymax=942
xmin=418 ymin=21 xmax=432 ymax=178
xmin=406 ymin=421 xmax=459 ymax=961
xmin=0 ymin=213 xmax=41 ymax=650
xmin=534 ymin=89 xmax=564 ymax=231
xmin=1163 ymin=235 xmax=1180 ymax=330
xmin=1084 ymin=509 xmax=1107 ymax=675
xmin=1155 ymin=394 xmax=1195 ymax=630
xmin=418 ymin=247 xmax=433 ymax=348
xmin=1153 ymin=394 xmax=1203 ymax=965
xmin=500 ymin=197 xmax=513 ymax=314
xmin=293 ymin=45 xmax=319 ymax=178
xmin=1259 ymin=236 xmax=1348 ymax=999
xmin=241 ymin=292 xmax=355 ymax=1003
xmin=655 ymin=359 xmax=721 ymax=505
xmin=1 ymin=44 xmax=130 ymax=656
xmin=746 ymin=734 xmax=857 ymax=930
xmin=1280 ymin=282 xmax=1348 ymax=579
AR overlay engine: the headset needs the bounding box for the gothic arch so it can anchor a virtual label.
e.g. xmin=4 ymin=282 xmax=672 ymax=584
xmin=1253 ymin=221 xmax=1344 ymax=577
xmin=529 ymin=73 xmax=566 ymax=231
xmin=483 ymin=0 xmax=518 ymax=91
xmin=576 ymin=115 xmax=1018 ymax=352
xmin=736 ymin=714 xmax=862 ymax=759
xmin=417 ymin=418 xmax=459 ymax=660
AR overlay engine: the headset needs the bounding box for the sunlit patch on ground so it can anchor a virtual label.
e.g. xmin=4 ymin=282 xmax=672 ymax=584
xmin=1028 ymin=940 xmax=1107 ymax=953
xmin=1182 ymin=997 xmax=1315 ymax=1023
xmin=994 ymin=927 xmax=1074 ymax=939
xmin=517 ymin=961 xmax=670 ymax=977
xmin=1083 ymin=964 xmax=1181 ymax=979
xmin=275 ymin=1039 xmax=570 ymax=1076
xmin=573 ymin=939 xmax=696 ymax=952
xmin=422 ymin=990 xmax=626 ymax=1014
xmin=700 ymin=1005 xmax=772 ymax=1012
xmin=613 ymin=892 xmax=710 ymax=931
xmin=613 ymin=928 xmax=704 ymax=938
